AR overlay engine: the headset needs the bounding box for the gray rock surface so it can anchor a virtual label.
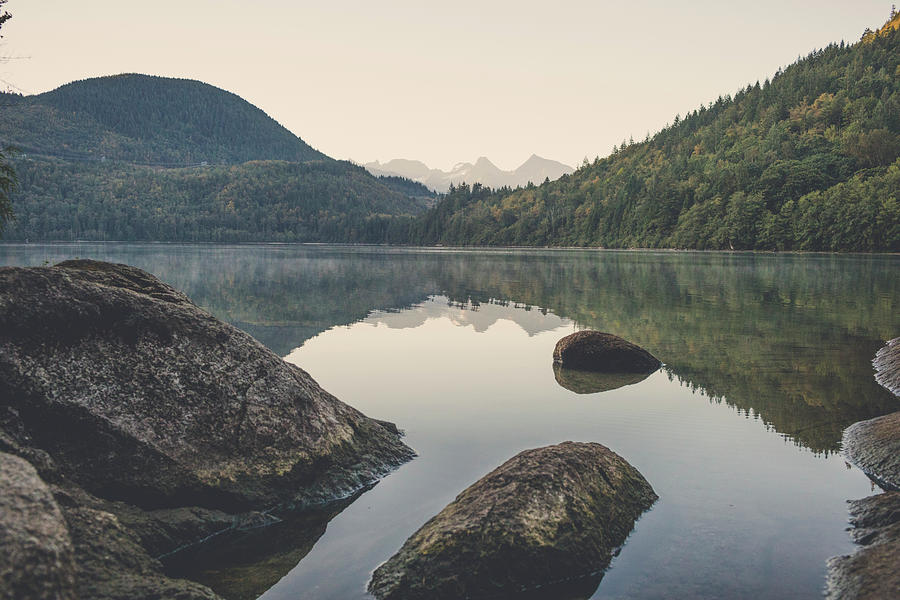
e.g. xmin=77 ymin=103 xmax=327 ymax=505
xmin=826 ymin=492 xmax=900 ymax=600
xmin=0 ymin=452 xmax=76 ymax=600
xmin=0 ymin=260 xmax=414 ymax=510
xmin=553 ymin=331 xmax=661 ymax=373
xmin=369 ymin=441 xmax=657 ymax=600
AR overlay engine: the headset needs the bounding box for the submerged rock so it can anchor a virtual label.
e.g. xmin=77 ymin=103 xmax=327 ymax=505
xmin=368 ymin=441 xmax=657 ymax=600
xmin=553 ymin=331 xmax=661 ymax=373
xmin=843 ymin=412 xmax=900 ymax=492
xmin=0 ymin=452 xmax=76 ymax=600
xmin=826 ymin=491 xmax=900 ymax=600
xmin=0 ymin=260 xmax=414 ymax=510
xmin=553 ymin=363 xmax=652 ymax=394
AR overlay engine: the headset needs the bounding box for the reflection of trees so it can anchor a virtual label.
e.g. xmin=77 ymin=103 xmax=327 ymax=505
xmin=13 ymin=245 xmax=896 ymax=453
xmin=434 ymin=251 xmax=900 ymax=454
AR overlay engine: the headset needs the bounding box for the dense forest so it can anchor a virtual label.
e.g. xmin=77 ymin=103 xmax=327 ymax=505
xmin=0 ymin=74 xmax=433 ymax=241
xmin=384 ymin=15 xmax=900 ymax=251
xmin=4 ymin=159 xmax=431 ymax=242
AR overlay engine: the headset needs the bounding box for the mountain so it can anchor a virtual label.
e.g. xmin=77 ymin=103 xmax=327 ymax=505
xmin=364 ymin=154 xmax=574 ymax=192
xmin=0 ymin=74 xmax=326 ymax=165
xmin=382 ymin=15 xmax=900 ymax=252
xmin=0 ymin=74 xmax=431 ymax=241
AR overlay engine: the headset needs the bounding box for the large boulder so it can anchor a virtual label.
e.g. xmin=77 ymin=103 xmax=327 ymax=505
xmin=368 ymin=441 xmax=657 ymax=600
xmin=826 ymin=491 xmax=900 ymax=600
xmin=0 ymin=452 xmax=76 ymax=600
xmin=553 ymin=331 xmax=661 ymax=373
xmin=0 ymin=260 xmax=414 ymax=511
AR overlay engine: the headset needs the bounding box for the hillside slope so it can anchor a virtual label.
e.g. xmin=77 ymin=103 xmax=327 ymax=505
xmin=395 ymin=18 xmax=900 ymax=252
xmin=0 ymin=74 xmax=325 ymax=165
xmin=1 ymin=74 xmax=430 ymax=241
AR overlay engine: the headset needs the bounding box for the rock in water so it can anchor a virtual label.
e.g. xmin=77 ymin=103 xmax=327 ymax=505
xmin=553 ymin=331 xmax=661 ymax=373
xmin=843 ymin=412 xmax=900 ymax=492
xmin=826 ymin=491 xmax=900 ymax=600
xmin=0 ymin=452 xmax=76 ymax=600
xmin=368 ymin=441 xmax=657 ymax=600
xmin=873 ymin=337 xmax=899 ymax=396
xmin=0 ymin=259 xmax=414 ymax=510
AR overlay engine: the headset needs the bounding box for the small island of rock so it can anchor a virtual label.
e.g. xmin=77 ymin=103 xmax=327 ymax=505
xmin=553 ymin=331 xmax=661 ymax=373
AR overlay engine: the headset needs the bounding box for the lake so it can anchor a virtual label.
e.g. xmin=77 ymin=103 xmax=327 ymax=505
xmin=2 ymin=243 xmax=898 ymax=600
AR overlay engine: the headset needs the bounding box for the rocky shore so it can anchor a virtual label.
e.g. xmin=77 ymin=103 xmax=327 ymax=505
xmin=827 ymin=337 xmax=900 ymax=600
xmin=0 ymin=260 xmax=414 ymax=599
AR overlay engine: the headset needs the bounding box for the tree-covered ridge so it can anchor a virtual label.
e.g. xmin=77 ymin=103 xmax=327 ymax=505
xmin=0 ymin=74 xmax=326 ymax=164
xmin=395 ymin=18 xmax=900 ymax=251
xmin=4 ymin=158 xmax=428 ymax=242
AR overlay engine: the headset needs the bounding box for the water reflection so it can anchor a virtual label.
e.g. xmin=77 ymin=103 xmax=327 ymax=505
xmin=553 ymin=365 xmax=654 ymax=394
xmin=163 ymin=500 xmax=352 ymax=600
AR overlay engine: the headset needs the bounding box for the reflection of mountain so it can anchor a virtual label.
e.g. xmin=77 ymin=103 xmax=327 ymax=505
xmin=5 ymin=245 xmax=897 ymax=453
xmin=368 ymin=296 xmax=569 ymax=336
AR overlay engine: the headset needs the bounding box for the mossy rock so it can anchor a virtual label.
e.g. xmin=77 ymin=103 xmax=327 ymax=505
xmin=369 ymin=441 xmax=657 ymax=600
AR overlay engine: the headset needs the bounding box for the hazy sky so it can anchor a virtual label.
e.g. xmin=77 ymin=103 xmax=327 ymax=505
xmin=0 ymin=1 xmax=892 ymax=170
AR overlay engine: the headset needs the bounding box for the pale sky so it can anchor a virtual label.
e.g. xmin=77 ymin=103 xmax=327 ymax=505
xmin=0 ymin=1 xmax=892 ymax=170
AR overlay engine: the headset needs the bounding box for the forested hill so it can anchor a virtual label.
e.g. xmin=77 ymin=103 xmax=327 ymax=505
xmin=0 ymin=74 xmax=325 ymax=165
xmin=1 ymin=74 xmax=434 ymax=242
xmin=395 ymin=15 xmax=900 ymax=252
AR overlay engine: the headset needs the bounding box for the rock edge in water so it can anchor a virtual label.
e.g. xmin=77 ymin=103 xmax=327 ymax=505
xmin=553 ymin=331 xmax=661 ymax=373
xmin=826 ymin=491 xmax=900 ymax=600
xmin=873 ymin=337 xmax=900 ymax=396
xmin=368 ymin=441 xmax=658 ymax=600
xmin=828 ymin=337 xmax=900 ymax=600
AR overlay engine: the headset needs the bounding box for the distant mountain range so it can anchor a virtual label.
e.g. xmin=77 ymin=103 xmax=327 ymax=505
xmin=364 ymin=155 xmax=574 ymax=192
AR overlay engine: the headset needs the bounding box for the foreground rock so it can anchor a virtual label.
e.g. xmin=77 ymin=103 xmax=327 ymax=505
xmin=0 ymin=260 xmax=414 ymax=509
xmin=369 ymin=441 xmax=657 ymax=600
xmin=553 ymin=331 xmax=661 ymax=373
xmin=553 ymin=364 xmax=652 ymax=394
xmin=826 ymin=492 xmax=900 ymax=600
xmin=0 ymin=452 xmax=76 ymax=600
xmin=0 ymin=260 xmax=414 ymax=599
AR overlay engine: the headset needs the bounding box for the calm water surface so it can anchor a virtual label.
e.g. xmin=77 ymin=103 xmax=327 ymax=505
xmin=2 ymin=244 xmax=898 ymax=600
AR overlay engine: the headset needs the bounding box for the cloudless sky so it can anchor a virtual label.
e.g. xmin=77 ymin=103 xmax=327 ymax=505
xmin=0 ymin=1 xmax=892 ymax=170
